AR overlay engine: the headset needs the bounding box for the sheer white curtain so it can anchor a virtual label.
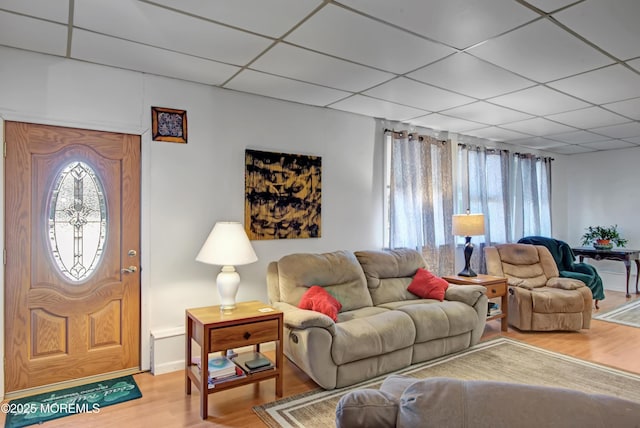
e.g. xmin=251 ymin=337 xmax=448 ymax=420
xmin=388 ymin=131 xmax=454 ymax=275
xmin=456 ymin=145 xmax=510 ymax=273
xmin=509 ymin=153 xmax=552 ymax=241
xmin=457 ymin=144 xmax=553 ymax=273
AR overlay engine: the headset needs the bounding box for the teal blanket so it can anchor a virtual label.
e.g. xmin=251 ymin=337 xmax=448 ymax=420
xmin=518 ymin=236 xmax=604 ymax=300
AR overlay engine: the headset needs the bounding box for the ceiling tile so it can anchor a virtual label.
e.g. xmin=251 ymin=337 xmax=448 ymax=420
xmin=547 ymin=106 xmax=630 ymax=129
xmin=488 ymin=85 xmax=589 ymax=116
xmin=72 ymin=30 xmax=240 ymax=86
xmin=548 ymin=64 xmax=640 ymax=105
xmin=339 ymin=0 xmax=538 ymax=49
xmin=225 ymin=70 xmax=350 ymax=107
xmin=554 ymin=0 xmax=640 ymax=61
xmin=468 ymin=19 xmax=612 ymax=82
xmin=408 ymin=53 xmax=535 ymax=99
xmin=148 ymin=0 xmax=321 ymax=37
xmin=464 ymin=126 xmax=530 ymax=142
xmin=0 ymin=0 xmax=69 ymax=22
xmin=603 ymin=97 xmax=640 ymax=121
xmin=501 ymin=117 xmax=575 ymax=136
xmin=250 ymin=43 xmax=393 ymax=92
xmin=548 ymin=144 xmax=597 ymax=155
xmin=525 ymin=1 xmax=579 ymax=13
xmin=590 ymin=122 xmax=640 ymax=139
xmin=285 ymin=4 xmax=454 ymax=74
xmin=0 ymin=10 xmax=67 ymax=56
xmin=442 ymin=101 xmax=533 ymax=126
xmin=510 ymin=136 xmax=568 ymax=150
xmin=409 ymin=114 xmax=484 ymax=133
xmin=74 ymin=0 xmax=271 ymax=65
xmin=364 ymin=78 xmax=474 ymax=112
xmin=330 ymin=95 xmax=427 ymax=121
xmin=547 ymin=130 xmax=608 ymax=144
xmin=623 ymin=136 xmax=640 ymax=144
xmin=581 ymin=140 xmax=637 ymax=150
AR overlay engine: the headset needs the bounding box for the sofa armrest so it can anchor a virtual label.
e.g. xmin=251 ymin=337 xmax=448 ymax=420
xmin=271 ymin=302 xmax=337 ymax=335
xmin=444 ymin=284 xmax=486 ymax=306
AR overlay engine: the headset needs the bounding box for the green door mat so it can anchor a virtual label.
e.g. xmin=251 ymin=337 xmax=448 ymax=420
xmin=4 ymin=375 xmax=142 ymax=428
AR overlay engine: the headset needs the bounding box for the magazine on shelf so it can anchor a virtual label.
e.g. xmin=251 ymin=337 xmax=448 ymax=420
xmin=192 ymin=355 xmax=238 ymax=378
xmin=233 ymin=351 xmax=274 ymax=374
xmin=488 ymin=302 xmax=501 ymax=317
xmin=208 ymin=366 xmax=246 ymax=389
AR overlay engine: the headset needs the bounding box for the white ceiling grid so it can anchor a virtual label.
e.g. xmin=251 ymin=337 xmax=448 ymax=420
xmin=0 ymin=0 xmax=639 ymax=154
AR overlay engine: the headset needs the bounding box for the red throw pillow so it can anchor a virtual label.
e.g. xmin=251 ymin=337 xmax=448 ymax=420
xmin=408 ymin=268 xmax=449 ymax=301
xmin=298 ymin=285 xmax=342 ymax=321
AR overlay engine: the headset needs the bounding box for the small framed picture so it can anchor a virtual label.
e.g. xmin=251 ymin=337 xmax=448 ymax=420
xmin=151 ymin=106 xmax=187 ymax=144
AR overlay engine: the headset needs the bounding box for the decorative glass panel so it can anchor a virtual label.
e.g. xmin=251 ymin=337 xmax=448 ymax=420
xmin=48 ymin=161 xmax=107 ymax=282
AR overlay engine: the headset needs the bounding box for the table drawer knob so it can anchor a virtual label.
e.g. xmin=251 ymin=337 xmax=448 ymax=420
xmin=490 ymin=288 xmax=497 ymax=294
xmin=244 ymin=332 xmax=251 ymax=340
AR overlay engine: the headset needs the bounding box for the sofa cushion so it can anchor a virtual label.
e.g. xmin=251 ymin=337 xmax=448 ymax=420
xmin=394 ymin=301 xmax=480 ymax=343
xmin=530 ymin=287 xmax=585 ymax=313
xmin=332 ymin=311 xmax=415 ymax=365
xmin=298 ymin=285 xmax=342 ymax=321
xmin=355 ymin=249 xmax=426 ymax=305
xmin=547 ymin=277 xmax=586 ymax=290
xmin=337 ymin=306 xmax=390 ymax=323
xmin=396 ymin=377 xmax=640 ymax=428
xmin=276 ymin=250 xmax=373 ymax=311
xmin=407 ymin=268 xmax=448 ymax=301
xmin=335 ymin=389 xmax=398 ymax=428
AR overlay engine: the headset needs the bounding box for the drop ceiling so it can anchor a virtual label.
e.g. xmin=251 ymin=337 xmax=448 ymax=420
xmin=1 ymin=0 xmax=640 ymax=154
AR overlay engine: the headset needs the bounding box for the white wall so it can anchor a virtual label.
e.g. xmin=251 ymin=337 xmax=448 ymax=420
xmin=0 ymin=47 xmax=383 ymax=387
xmin=563 ymin=147 xmax=640 ymax=293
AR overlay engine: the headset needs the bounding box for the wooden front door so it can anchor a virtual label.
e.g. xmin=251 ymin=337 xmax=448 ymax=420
xmin=4 ymin=122 xmax=141 ymax=394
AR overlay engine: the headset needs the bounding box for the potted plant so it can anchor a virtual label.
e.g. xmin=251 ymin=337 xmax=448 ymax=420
xmin=580 ymin=225 xmax=628 ymax=250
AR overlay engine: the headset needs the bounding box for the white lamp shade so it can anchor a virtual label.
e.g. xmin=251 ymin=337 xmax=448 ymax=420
xmin=452 ymin=213 xmax=485 ymax=237
xmin=196 ymin=221 xmax=258 ymax=266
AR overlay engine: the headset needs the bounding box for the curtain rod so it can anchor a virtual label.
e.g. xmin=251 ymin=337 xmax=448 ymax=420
xmin=457 ymin=143 xmax=554 ymax=161
xmin=384 ymin=129 xmax=447 ymax=143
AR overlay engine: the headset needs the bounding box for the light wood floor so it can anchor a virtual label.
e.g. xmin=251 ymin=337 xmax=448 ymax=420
xmin=1 ymin=291 xmax=639 ymax=427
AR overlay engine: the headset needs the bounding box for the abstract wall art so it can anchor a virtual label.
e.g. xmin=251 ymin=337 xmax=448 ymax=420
xmin=244 ymin=149 xmax=321 ymax=240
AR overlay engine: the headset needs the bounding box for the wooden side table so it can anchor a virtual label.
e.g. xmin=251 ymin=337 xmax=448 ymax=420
xmin=185 ymin=300 xmax=284 ymax=419
xmin=443 ymin=274 xmax=508 ymax=332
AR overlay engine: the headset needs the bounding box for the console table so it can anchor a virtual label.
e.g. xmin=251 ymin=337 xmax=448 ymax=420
xmin=572 ymin=247 xmax=640 ymax=298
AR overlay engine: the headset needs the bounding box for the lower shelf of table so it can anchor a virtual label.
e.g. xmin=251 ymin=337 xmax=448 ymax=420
xmin=186 ymin=364 xmax=281 ymax=394
xmin=487 ymin=313 xmax=506 ymax=322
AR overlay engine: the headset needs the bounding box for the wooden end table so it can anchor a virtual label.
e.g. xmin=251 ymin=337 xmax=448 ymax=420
xmin=185 ymin=300 xmax=284 ymax=419
xmin=443 ymin=274 xmax=508 ymax=332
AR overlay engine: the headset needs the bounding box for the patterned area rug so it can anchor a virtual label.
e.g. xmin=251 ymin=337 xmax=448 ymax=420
xmin=594 ymin=299 xmax=640 ymax=328
xmin=253 ymin=338 xmax=640 ymax=428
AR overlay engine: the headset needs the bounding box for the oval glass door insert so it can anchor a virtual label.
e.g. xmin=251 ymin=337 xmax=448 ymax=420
xmin=48 ymin=161 xmax=107 ymax=281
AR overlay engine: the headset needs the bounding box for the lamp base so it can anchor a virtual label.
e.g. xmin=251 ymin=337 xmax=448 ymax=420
xmin=217 ymin=266 xmax=240 ymax=311
xmin=457 ymin=236 xmax=478 ymax=277
xmin=457 ymin=267 xmax=478 ymax=277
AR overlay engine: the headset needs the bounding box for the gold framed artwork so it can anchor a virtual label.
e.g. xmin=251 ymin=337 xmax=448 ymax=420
xmin=244 ymin=149 xmax=322 ymax=240
xmin=151 ymin=106 xmax=187 ymax=143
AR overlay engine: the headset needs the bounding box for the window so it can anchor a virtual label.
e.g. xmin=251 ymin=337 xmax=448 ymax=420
xmin=48 ymin=161 xmax=107 ymax=282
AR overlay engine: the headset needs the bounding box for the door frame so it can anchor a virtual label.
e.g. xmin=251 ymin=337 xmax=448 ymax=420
xmin=0 ymin=117 xmax=152 ymax=399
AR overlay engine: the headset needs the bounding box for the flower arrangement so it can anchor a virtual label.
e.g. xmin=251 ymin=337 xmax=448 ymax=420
xmin=580 ymin=225 xmax=627 ymax=249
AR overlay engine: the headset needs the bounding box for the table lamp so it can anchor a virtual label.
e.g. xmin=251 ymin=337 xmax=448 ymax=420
xmin=196 ymin=221 xmax=258 ymax=310
xmin=452 ymin=211 xmax=485 ymax=277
